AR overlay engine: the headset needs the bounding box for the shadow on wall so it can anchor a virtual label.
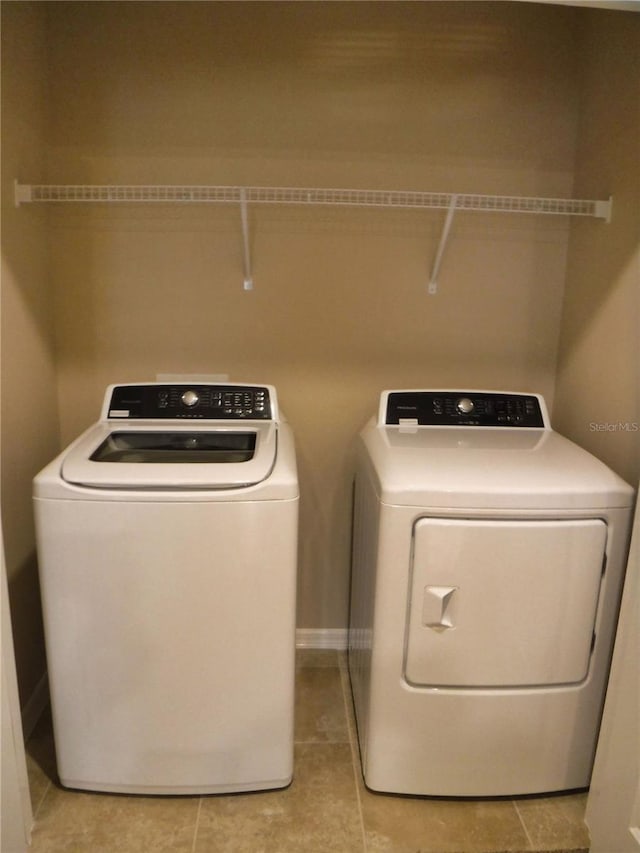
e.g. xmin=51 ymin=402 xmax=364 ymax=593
xmin=5 ymin=552 xmax=46 ymax=719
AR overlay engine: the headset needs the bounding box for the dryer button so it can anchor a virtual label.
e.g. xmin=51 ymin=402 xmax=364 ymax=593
xmin=456 ymin=397 xmax=474 ymax=415
xmin=181 ymin=390 xmax=199 ymax=408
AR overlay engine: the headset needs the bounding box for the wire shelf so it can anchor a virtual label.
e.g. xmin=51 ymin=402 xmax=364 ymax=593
xmin=13 ymin=181 xmax=612 ymax=294
xmin=14 ymin=182 xmax=611 ymax=219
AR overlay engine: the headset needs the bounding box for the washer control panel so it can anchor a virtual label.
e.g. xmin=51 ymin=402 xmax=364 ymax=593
xmin=105 ymin=384 xmax=273 ymax=420
xmin=384 ymin=391 xmax=546 ymax=428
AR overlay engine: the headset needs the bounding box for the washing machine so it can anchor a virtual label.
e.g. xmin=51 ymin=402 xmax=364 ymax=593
xmin=34 ymin=382 xmax=298 ymax=795
xmin=348 ymin=389 xmax=634 ymax=797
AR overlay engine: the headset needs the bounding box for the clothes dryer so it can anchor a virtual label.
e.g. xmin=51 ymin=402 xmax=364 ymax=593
xmin=34 ymin=382 xmax=298 ymax=795
xmin=348 ymin=390 xmax=634 ymax=796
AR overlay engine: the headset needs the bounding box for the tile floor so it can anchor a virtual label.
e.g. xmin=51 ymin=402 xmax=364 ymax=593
xmin=25 ymin=650 xmax=591 ymax=852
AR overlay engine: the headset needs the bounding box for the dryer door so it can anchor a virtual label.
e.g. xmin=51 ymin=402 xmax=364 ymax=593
xmin=404 ymin=517 xmax=607 ymax=688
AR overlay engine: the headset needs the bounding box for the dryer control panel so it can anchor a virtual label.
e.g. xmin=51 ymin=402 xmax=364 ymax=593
xmin=383 ymin=391 xmax=547 ymax=428
xmin=104 ymin=384 xmax=274 ymax=420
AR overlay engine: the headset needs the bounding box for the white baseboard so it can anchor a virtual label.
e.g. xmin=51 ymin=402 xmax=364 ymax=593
xmin=296 ymin=628 xmax=348 ymax=650
xmin=21 ymin=672 xmax=48 ymax=740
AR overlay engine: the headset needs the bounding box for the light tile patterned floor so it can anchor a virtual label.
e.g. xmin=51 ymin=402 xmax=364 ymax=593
xmin=25 ymin=650 xmax=591 ymax=852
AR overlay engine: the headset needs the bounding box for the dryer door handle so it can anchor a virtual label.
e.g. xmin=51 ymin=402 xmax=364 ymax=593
xmin=422 ymin=585 xmax=458 ymax=631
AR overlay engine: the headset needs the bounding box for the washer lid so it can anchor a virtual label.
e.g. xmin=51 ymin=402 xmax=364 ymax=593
xmin=61 ymin=422 xmax=278 ymax=489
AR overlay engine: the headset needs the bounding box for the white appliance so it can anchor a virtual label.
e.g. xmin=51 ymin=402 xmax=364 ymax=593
xmin=34 ymin=382 xmax=298 ymax=795
xmin=349 ymin=390 xmax=634 ymax=797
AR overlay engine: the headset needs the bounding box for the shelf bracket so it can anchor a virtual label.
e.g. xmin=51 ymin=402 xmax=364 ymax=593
xmin=428 ymin=194 xmax=458 ymax=295
xmin=594 ymin=196 xmax=613 ymax=223
xmin=239 ymin=188 xmax=253 ymax=291
xmin=14 ymin=179 xmax=32 ymax=207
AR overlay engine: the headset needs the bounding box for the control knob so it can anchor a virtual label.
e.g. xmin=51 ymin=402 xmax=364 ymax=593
xmin=456 ymin=397 xmax=474 ymax=415
xmin=181 ymin=390 xmax=199 ymax=408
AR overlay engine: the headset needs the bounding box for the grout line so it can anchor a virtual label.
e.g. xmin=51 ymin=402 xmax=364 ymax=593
xmin=338 ymin=653 xmax=368 ymax=853
xmin=295 ymin=739 xmax=351 ymax=745
xmin=190 ymin=796 xmax=203 ymax=853
xmin=512 ymin=798 xmax=535 ymax=851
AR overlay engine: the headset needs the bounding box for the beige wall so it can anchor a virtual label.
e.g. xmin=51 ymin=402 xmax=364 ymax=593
xmin=555 ymin=9 xmax=640 ymax=487
xmin=1 ymin=2 xmax=60 ymax=705
xmin=568 ymin=20 xmax=640 ymax=839
xmin=2 ymin=3 xmax=637 ymax=710
xmin=44 ymin=1 xmax=581 ymax=632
